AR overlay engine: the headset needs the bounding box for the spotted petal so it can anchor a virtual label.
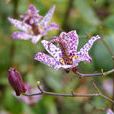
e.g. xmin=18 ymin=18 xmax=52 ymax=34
xmin=40 ymin=5 xmax=55 ymax=28
xmin=42 ymin=23 xmax=59 ymax=35
xmin=21 ymin=4 xmax=42 ymax=25
xmin=12 ymin=32 xmax=31 ymax=40
xmin=76 ymin=35 xmax=100 ymax=63
xmin=34 ymin=52 xmax=61 ymax=70
xmin=60 ymin=30 xmax=79 ymax=55
xmin=76 ymin=52 xmax=92 ymax=63
xmin=12 ymin=32 xmax=42 ymax=44
xmin=41 ymin=40 xmax=62 ymax=61
xmin=80 ymin=35 xmax=101 ymax=53
xmin=8 ymin=17 xmax=31 ymax=32
xmin=28 ymin=4 xmax=39 ymax=15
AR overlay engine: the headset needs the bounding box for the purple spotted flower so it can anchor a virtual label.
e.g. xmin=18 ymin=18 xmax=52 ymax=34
xmin=34 ymin=30 xmax=101 ymax=72
xmin=8 ymin=4 xmax=59 ymax=44
xmin=8 ymin=68 xmax=26 ymax=96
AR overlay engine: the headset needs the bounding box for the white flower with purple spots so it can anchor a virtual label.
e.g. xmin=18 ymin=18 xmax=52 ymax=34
xmin=8 ymin=4 xmax=59 ymax=44
xmin=34 ymin=30 xmax=101 ymax=71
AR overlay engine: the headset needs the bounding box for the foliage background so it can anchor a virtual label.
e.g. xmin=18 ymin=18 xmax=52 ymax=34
xmin=0 ymin=0 xmax=114 ymax=114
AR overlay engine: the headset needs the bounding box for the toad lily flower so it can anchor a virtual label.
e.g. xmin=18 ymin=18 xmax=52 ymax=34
xmin=34 ymin=30 xmax=101 ymax=71
xmin=8 ymin=4 xmax=59 ymax=44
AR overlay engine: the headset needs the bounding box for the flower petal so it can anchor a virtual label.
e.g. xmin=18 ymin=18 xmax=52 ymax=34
xmin=60 ymin=30 xmax=79 ymax=55
xmin=75 ymin=35 xmax=100 ymax=63
xmin=77 ymin=52 xmax=92 ymax=63
xmin=12 ymin=32 xmax=31 ymax=40
xmin=41 ymin=40 xmax=62 ymax=61
xmin=42 ymin=22 xmax=59 ymax=35
xmin=21 ymin=4 xmax=42 ymax=25
xmin=80 ymin=35 xmax=101 ymax=53
xmin=12 ymin=32 xmax=42 ymax=44
xmin=31 ymin=35 xmax=42 ymax=44
xmin=40 ymin=5 xmax=55 ymax=28
xmin=28 ymin=4 xmax=39 ymax=15
xmin=8 ymin=17 xmax=31 ymax=32
xmin=34 ymin=52 xmax=61 ymax=70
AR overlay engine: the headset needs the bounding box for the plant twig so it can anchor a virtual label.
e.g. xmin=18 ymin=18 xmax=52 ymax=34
xmin=93 ymin=82 xmax=114 ymax=103
xmin=23 ymin=83 xmax=114 ymax=104
xmin=76 ymin=69 xmax=114 ymax=77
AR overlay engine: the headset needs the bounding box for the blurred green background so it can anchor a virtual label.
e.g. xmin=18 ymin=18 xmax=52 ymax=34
xmin=0 ymin=0 xmax=114 ymax=114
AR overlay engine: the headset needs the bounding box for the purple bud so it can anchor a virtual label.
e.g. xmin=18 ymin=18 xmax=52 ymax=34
xmin=8 ymin=68 xmax=26 ymax=96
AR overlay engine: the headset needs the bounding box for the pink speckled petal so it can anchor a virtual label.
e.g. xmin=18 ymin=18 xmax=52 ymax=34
xmin=41 ymin=40 xmax=62 ymax=61
xmin=8 ymin=17 xmax=31 ymax=32
xmin=40 ymin=5 xmax=55 ymax=28
xmin=34 ymin=52 xmax=61 ymax=70
xmin=12 ymin=32 xmax=31 ymax=40
xmin=12 ymin=32 xmax=42 ymax=44
xmin=21 ymin=4 xmax=42 ymax=25
xmin=80 ymin=35 xmax=101 ymax=53
xmin=76 ymin=52 xmax=92 ymax=63
xmin=74 ymin=35 xmax=101 ymax=63
xmin=60 ymin=30 xmax=79 ymax=55
xmin=42 ymin=22 xmax=59 ymax=35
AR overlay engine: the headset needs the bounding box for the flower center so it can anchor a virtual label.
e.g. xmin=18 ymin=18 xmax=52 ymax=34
xmin=59 ymin=55 xmax=78 ymax=65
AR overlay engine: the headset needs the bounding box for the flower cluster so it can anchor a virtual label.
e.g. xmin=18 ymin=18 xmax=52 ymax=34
xmin=8 ymin=4 xmax=101 ymax=100
xmin=8 ymin=4 xmax=59 ymax=44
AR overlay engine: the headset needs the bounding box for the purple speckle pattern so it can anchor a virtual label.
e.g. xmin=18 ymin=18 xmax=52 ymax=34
xmin=12 ymin=32 xmax=31 ymax=40
xmin=76 ymin=35 xmax=101 ymax=63
xmin=80 ymin=35 xmax=100 ymax=53
xmin=34 ymin=52 xmax=61 ymax=69
xmin=42 ymin=22 xmax=59 ymax=35
xmin=21 ymin=4 xmax=42 ymax=25
xmin=60 ymin=30 xmax=79 ymax=55
xmin=41 ymin=40 xmax=62 ymax=61
xmin=40 ymin=5 xmax=55 ymax=28
xmin=8 ymin=4 xmax=58 ymax=44
xmin=8 ymin=17 xmax=31 ymax=32
xmin=35 ymin=32 xmax=101 ymax=70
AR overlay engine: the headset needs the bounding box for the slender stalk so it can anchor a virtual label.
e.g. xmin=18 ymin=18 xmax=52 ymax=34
xmin=24 ymin=92 xmax=100 ymax=97
xmin=76 ymin=69 xmax=114 ymax=77
xmin=23 ymin=84 xmax=114 ymax=104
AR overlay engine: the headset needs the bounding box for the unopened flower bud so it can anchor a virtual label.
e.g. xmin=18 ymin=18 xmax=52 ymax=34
xmin=8 ymin=68 xmax=26 ymax=96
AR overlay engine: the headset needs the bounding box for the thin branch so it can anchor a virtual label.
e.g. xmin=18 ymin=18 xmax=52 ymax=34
xmin=23 ymin=84 xmax=114 ymax=104
xmin=76 ymin=69 xmax=114 ymax=77
xmin=93 ymin=82 xmax=114 ymax=103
